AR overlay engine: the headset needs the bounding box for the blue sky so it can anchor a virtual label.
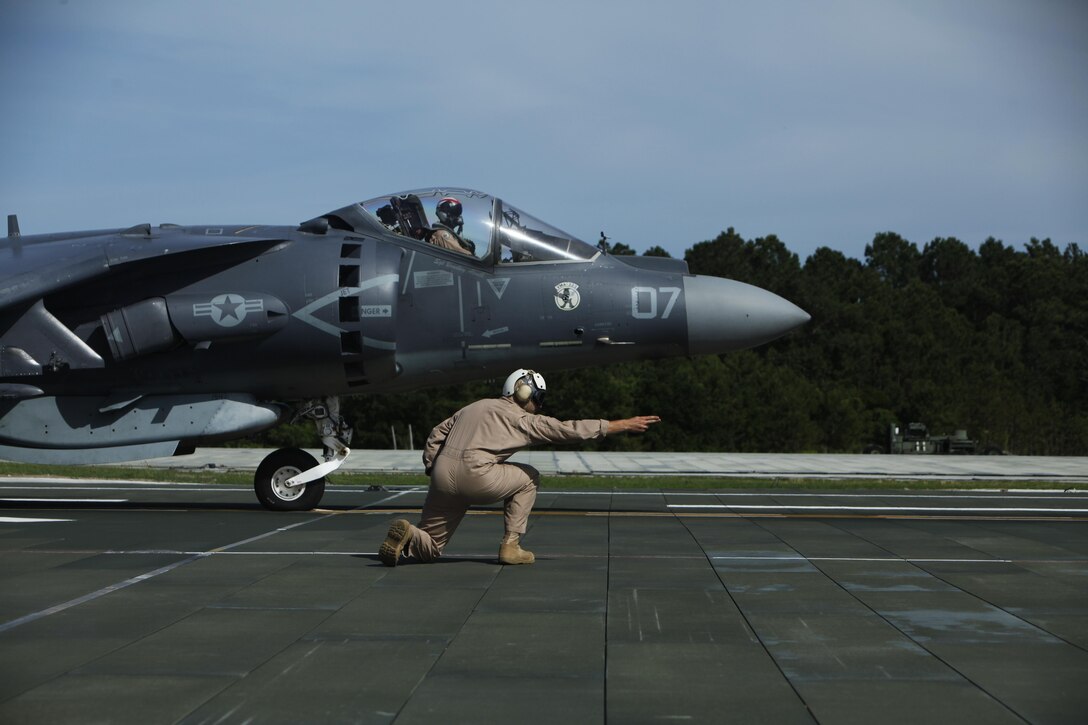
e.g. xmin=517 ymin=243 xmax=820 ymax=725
xmin=1 ymin=0 xmax=1085 ymax=262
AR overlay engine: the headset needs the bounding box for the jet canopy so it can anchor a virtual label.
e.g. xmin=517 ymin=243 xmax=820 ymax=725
xmin=356 ymin=188 xmax=600 ymax=265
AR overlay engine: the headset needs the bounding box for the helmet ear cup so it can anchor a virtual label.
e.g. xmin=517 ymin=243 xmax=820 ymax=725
xmin=513 ymin=380 xmax=533 ymax=404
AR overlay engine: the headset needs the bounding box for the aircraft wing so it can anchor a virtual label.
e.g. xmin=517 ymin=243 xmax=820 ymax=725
xmin=0 ymin=225 xmax=294 ymax=462
xmin=0 ymin=225 xmax=287 ymax=312
xmin=0 ymin=225 xmax=288 ymax=384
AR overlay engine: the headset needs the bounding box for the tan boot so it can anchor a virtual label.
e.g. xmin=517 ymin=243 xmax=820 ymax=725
xmin=379 ymin=519 xmax=413 ymax=567
xmin=498 ymin=542 xmax=535 ymax=565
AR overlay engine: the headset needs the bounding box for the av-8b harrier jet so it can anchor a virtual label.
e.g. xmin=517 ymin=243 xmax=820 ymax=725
xmin=0 ymin=188 xmax=809 ymax=510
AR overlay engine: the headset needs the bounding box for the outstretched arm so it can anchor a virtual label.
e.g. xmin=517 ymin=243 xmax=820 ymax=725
xmin=607 ymin=415 xmax=662 ymax=435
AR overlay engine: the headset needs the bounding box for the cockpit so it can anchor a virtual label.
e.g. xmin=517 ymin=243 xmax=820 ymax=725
xmin=353 ymin=188 xmax=601 ymax=265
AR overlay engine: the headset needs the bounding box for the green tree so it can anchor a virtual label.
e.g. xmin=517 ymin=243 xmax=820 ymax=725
xmin=236 ymin=226 xmax=1088 ymax=456
xmin=686 ymin=228 xmax=802 ymax=299
xmin=865 ymin=232 xmax=920 ymax=288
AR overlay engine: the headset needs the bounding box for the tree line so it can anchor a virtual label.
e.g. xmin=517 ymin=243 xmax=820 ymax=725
xmin=253 ymin=229 xmax=1088 ymax=455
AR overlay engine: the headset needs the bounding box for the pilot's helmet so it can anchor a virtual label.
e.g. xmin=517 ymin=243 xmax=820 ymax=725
xmin=502 ymin=368 xmax=547 ymax=409
xmin=436 ymin=197 xmax=463 ymax=228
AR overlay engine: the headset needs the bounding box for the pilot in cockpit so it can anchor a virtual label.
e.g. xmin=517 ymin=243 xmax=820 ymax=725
xmin=362 ymin=188 xmax=601 ymax=265
xmin=427 ymin=197 xmax=475 ymax=256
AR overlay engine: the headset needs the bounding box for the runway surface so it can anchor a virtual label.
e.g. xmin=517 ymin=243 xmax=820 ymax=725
xmin=1 ymin=478 xmax=1087 ymax=723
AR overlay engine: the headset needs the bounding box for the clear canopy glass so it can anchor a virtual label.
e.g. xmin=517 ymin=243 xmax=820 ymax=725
xmin=358 ymin=188 xmax=600 ymax=264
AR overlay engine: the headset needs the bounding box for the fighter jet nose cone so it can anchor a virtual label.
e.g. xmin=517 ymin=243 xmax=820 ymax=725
xmin=684 ymin=275 xmax=810 ymax=356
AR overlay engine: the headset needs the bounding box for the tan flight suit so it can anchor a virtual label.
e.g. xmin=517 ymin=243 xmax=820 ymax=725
xmin=428 ymin=227 xmax=471 ymax=255
xmin=405 ymin=397 xmax=608 ymax=561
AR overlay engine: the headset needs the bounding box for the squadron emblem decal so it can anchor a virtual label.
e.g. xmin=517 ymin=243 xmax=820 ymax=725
xmin=554 ymin=282 xmax=580 ymax=311
xmin=193 ymin=294 xmax=264 ymax=328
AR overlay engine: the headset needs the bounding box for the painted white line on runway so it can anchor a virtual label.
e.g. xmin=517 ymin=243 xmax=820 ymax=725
xmin=0 ymin=484 xmax=403 ymax=494
xmin=1 ymin=498 xmax=127 ymax=503
xmin=711 ymin=492 xmax=1088 ymax=500
xmin=0 ymin=489 xmax=414 ymax=634
xmin=553 ymin=490 xmax=1088 ymax=500
xmin=669 ymin=504 xmax=1088 ymax=514
xmin=709 ymin=555 xmax=1076 ymax=564
xmin=0 ymin=556 xmax=203 ymax=635
xmin=0 ymin=516 xmax=73 ymax=523
xmin=0 ymin=485 xmax=254 ymax=493
xmin=0 ymin=478 xmax=192 ymax=486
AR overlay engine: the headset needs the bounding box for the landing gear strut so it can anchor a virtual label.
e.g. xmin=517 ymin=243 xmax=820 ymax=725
xmin=254 ymin=397 xmax=352 ymax=511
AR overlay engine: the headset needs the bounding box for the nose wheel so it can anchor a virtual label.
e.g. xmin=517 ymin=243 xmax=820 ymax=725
xmin=254 ymin=448 xmax=327 ymax=511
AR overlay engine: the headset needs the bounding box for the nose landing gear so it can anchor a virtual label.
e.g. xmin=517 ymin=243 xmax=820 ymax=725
xmin=253 ymin=396 xmax=352 ymax=511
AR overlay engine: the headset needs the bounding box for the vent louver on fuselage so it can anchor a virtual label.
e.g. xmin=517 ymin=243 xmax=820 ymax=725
xmin=338 ymin=243 xmax=368 ymax=387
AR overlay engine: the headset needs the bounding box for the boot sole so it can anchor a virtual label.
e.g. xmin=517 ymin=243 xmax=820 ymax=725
xmin=379 ymin=519 xmax=412 ymax=567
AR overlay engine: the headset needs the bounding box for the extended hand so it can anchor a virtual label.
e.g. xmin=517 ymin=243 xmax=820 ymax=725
xmin=609 ymin=415 xmax=662 ymax=434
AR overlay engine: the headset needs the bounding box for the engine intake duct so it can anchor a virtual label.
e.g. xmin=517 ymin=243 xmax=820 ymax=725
xmin=101 ymin=293 xmax=289 ymax=361
xmin=100 ymin=298 xmax=179 ymax=361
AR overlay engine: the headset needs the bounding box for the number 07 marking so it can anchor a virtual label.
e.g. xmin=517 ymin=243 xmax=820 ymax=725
xmin=631 ymin=287 xmax=681 ymax=319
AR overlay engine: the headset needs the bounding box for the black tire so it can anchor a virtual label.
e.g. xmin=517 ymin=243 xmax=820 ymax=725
xmin=254 ymin=448 xmax=326 ymax=511
xmin=863 ymin=445 xmax=884 ymax=454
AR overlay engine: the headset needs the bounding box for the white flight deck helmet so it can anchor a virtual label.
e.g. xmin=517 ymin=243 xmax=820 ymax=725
xmin=502 ymin=368 xmax=547 ymax=409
